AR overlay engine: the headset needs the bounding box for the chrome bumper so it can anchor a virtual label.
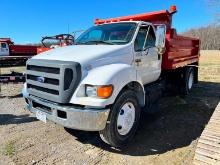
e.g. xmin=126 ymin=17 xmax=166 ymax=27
xmin=25 ymin=95 xmax=110 ymax=131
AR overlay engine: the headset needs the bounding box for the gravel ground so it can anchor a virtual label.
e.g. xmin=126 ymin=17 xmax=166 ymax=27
xmin=0 ymin=51 xmax=219 ymax=165
xmin=0 ymin=82 xmax=219 ymax=165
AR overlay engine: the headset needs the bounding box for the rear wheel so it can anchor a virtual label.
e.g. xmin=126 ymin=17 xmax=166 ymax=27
xmin=99 ymin=90 xmax=141 ymax=147
xmin=180 ymin=67 xmax=195 ymax=95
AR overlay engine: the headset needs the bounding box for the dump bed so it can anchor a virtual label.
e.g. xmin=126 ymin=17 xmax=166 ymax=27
xmin=163 ymin=29 xmax=200 ymax=70
xmin=95 ymin=6 xmax=200 ymax=70
xmin=9 ymin=45 xmax=38 ymax=56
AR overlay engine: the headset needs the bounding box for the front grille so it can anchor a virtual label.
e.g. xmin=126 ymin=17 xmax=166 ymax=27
xmin=27 ymin=84 xmax=59 ymax=95
xmin=26 ymin=59 xmax=81 ymax=103
xmin=64 ymin=68 xmax=73 ymax=90
xmin=27 ymin=75 xmax=59 ymax=85
xmin=27 ymin=65 xmax=60 ymax=74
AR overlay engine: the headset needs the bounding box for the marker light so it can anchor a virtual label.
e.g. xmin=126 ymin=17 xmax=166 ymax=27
xmin=170 ymin=5 xmax=177 ymax=13
xmin=97 ymin=85 xmax=113 ymax=99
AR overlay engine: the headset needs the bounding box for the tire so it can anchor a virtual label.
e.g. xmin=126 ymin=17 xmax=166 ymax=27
xmin=180 ymin=67 xmax=194 ymax=95
xmin=99 ymin=90 xmax=141 ymax=147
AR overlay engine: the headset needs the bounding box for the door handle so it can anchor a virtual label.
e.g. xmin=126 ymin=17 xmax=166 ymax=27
xmin=135 ymin=59 xmax=142 ymax=66
xmin=135 ymin=59 xmax=141 ymax=63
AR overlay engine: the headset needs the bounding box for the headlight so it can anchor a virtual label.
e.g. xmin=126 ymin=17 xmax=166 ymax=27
xmin=85 ymin=85 xmax=113 ymax=99
xmin=85 ymin=85 xmax=97 ymax=97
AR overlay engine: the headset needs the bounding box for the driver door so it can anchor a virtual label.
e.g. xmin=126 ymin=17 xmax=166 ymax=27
xmin=133 ymin=25 xmax=161 ymax=85
xmin=0 ymin=42 xmax=9 ymax=56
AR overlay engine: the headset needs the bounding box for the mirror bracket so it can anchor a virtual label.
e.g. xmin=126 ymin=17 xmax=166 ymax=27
xmin=157 ymin=47 xmax=166 ymax=55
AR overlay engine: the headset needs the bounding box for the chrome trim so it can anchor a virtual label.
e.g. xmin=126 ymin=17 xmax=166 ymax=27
xmin=25 ymin=95 xmax=110 ymax=131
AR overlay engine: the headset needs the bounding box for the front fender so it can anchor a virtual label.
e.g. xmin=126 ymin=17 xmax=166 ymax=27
xmin=70 ymin=64 xmax=144 ymax=107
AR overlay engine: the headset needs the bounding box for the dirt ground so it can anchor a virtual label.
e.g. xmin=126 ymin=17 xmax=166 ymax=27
xmin=0 ymin=50 xmax=219 ymax=165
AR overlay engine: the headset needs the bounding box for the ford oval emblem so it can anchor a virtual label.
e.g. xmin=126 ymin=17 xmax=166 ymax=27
xmin=36 ymin=76 xmax=45 ymax=83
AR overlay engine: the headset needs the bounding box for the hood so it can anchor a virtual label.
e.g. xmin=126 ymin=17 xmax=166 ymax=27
xmin=32 ymin=45 xmax=133 ymax=67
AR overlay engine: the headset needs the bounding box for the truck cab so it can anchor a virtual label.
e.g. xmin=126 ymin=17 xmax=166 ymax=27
xmin=22 ymin=6 xmax=200 ymax=147
xmin=0 ymin=41 xmax=9 ymax=56
xmin=133 ymin=22 xmax=163 ymax=84
xmin=23 ymin=20 xmax=165 ymax=146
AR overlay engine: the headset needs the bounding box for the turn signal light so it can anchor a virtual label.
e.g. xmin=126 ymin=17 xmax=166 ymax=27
xmin=97 ymin=85 xmax=113 ymax=99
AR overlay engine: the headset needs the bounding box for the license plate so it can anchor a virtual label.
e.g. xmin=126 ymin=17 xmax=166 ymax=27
xmin=36 ymin=110 xmax=47 ymax=123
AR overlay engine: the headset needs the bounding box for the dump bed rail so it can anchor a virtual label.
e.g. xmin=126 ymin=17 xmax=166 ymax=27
xmin=0 ymin=71 xmax=25 ymax=84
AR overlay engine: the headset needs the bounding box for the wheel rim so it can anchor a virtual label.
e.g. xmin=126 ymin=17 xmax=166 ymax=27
xmin=117 ymin=102 xmax=136 ymax=136
xmin=188 ymin=71 xmax=194 ymax=90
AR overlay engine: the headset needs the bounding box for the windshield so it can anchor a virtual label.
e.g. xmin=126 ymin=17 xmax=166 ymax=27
xmin=75 ymin=23 xmax=137 ymax=45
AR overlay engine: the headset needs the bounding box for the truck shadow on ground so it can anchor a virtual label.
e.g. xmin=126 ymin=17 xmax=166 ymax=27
xmin=65 ymin=81 xmax=220 ymax=156
xmin=0 ymin=93 xmax=23 ymax=99
xmin=0 ymin=114 xmax=37 ymax=125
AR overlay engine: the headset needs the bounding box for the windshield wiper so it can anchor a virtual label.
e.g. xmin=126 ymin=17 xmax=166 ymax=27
xmin=77 ymin=40 xmax=115 ymax=45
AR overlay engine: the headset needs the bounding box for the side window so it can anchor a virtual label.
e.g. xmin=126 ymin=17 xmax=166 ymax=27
xmin=1 ymin=43 xmax=7 ymax=48
xmin=145 ymin=26 xmax=156 ymax=48
xmin=134 ymin=27 xmax=148 ymax=51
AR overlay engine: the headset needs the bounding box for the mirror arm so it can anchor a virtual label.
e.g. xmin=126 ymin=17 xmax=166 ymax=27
xmin=157 ymin=46 xmax=166 ymax=55
xmin=143 ymin=47 xmax=149 ymax=55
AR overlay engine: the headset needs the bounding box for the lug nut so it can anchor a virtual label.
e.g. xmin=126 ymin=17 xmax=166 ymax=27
xmin=118 ymin=125 xmax=122 ymax=130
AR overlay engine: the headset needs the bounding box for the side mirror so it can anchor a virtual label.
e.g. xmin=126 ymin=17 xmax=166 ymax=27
xmin=155 ymin=25 xmax=166 ymax=54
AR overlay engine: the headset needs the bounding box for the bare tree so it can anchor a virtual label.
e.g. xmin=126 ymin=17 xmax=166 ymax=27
xmin=182 ymin=25 xmax=220 ymax=50
xmin=183 ymin=1 xmax=220 ymax=50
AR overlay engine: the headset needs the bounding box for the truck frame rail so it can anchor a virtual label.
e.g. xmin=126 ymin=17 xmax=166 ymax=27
xmin=0 ymin=71 xmax=25 ymax=84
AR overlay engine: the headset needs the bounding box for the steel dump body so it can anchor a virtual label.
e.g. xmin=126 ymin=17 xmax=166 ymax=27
xmin=0 ymin=38 xmax=39 ymax=56
xmin=0 ymin=38 xmax=40 ymax=67
xmin=163 ymin=30 xmax=200 ymax=70
xmin=9 ymin=45 xmax=38 ymax=56
xmin=95 ymin=9 xmax=200 ymax=70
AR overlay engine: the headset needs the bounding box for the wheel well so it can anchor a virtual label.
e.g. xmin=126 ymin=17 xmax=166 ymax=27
xmin=119 ymin=81 xmax=145 ymax=107
xmin=191 ymin=62 xmax=199 ymax=84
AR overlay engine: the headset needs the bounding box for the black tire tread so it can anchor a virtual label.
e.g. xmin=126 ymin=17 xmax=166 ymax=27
xmin=99 ymin=90 xmax=140 ymax=147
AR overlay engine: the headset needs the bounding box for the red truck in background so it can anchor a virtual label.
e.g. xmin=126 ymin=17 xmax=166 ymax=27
xmin=0 ymin=34 xmax=75 ymax=67
xmin=0 ymin=38 xmax=40 ymax=67
xmin=37 ymin=34 xmax=75 ymax=54
xmin=0 ymin=38 xmax=38 ymax=56
xmin=0 ymin=35 xmax=75 ymax=83
xmin=0 ymin=34 xmax=74 ymax=67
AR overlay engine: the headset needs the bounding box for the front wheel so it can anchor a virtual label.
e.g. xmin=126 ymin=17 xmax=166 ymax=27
xmin=99 ymin=90 xmax=141 ymax=147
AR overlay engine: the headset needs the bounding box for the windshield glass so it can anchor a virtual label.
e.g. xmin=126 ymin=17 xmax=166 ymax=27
xmin=75 ymin=23 xmax=137 ymax=45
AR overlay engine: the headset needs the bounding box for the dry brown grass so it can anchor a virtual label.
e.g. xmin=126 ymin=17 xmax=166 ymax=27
xmin=0 ymin=50 xmax=219 ymax=82
xmin=0 ymin=50 xmax=219 ymax=165
xmin=199 ymin=50 xmax=220 ymax=82
xmin=0 ymin=66 xmax=25 ymax=74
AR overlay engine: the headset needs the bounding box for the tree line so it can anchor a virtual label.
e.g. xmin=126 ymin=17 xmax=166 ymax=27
xmin=182 ymin=25 xmax=220 ymax=50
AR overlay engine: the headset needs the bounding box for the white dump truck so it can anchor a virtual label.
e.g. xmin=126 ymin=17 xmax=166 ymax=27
xmin=22 ymin=6 xmax=200 ymax=147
